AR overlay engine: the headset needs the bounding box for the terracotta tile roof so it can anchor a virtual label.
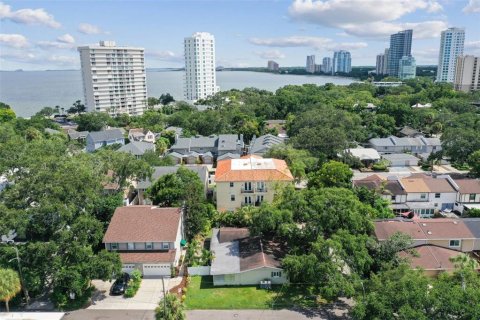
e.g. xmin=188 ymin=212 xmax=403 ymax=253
xmin=103 ymin=206 xmax=181 ymax=243
xmin=399 ymin=245 xmax=461 ymax=271
xmin=215 ymin=156 xmax=294 ymax=182
xmin=119 ymin=251 xmax=176 ymax=263
xmin=455 ymin=179 xmax=480 ymax=194
xmin=374 ymin=220 xmax=426 ymax=240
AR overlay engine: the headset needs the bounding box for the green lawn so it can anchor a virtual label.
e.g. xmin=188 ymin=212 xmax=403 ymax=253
xmin=184 ymin=276 xmax=317 ymax=310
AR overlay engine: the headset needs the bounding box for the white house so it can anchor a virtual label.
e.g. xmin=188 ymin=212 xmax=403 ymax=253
xmin=210 ymin=228 xmax=287 ymax=286
xmin=103 ymin=206 xmax=184 ymax=277
xmin=128 ymin=128 xmax=156 ymax=143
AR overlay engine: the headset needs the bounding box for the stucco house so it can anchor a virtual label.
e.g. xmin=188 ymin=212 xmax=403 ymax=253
xmin=86 ymin=129 xmax=125 ymax=152
xmin=353 ymin=175 xmax=408 ymax=212
xmin=103 ymin=206 xmax=184 ymax=277
xmin=214 ymin=155 xmax=294 ymax=212
xmin=128 ymin=128 xmax=156 ymax=143
xmin=453 ymin=179 xmax=480 ymax=215
xmin=210 ymin=228 xmax=287 ymax=286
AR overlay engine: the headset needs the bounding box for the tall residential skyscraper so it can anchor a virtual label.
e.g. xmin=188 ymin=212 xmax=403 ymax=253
xmin=382 ymin=48 xmax=389 ymax=75
xmin=184 ymin=32 xmax=218 ymax=101
xmin=306 ymin=55 xmax=315 ymax=73
xmin=333 ymin=50 xmax=352 ymax=73
xmin=267 ymin=60 xmax=279 ymax=72
xmin=454 ymin=55 xmax=480 ymax=92
xmin=436 ymin=27 xmax=465 ymax=83
xmin=375 ymin=48 xmax=389 ymax=75
xmin=322 ymin=57 xmax=332 ymax=73
xmin=398 ymin=56 xmax=416 ymax=80
xmin=387 ymin=29 xmax=413 ymax=76
xmin=78 ymin=41 xmax=147 ymax=116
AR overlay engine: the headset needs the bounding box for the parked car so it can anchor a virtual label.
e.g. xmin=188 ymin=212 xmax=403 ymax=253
xmin=110 ymin=273 xmax=130 ymax=295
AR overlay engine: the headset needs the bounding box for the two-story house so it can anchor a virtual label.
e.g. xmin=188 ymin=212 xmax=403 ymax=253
xmin=215 ymin=155 xmax=294 ymax=212
xmin=453 ymin=179 xmax=480 ymax=215
xmin=103 ymin=206 xmax=184 ymax=277
xmin=369 ymin=135 xmax=441 ymax=159
xmin=353 ymin=174 xmax=408 ymax=212
xmin=117 ymin=141 xmax=155 ymax=158
xmin=128 ymin=128 xmax=156 ymax=143
xmin=86 ymin=129 xmax=125 ymax=153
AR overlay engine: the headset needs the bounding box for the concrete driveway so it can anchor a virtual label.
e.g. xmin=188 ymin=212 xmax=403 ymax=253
xmin=88 ymin=278 xmax=169 ymax=310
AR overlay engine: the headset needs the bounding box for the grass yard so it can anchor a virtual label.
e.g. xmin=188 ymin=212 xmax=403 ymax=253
xmin=185 ymin=276 xmax=318 ymax=310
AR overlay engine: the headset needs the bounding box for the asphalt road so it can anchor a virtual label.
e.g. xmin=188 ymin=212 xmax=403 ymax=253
xmin=62 ymin=309 xmax=155 ymax=320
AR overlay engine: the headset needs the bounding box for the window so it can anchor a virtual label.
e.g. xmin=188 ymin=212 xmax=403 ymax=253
xmin=231 ymin=195 xmax=235 ymax=201
xmin=435 ymin=193 xmax=441 ymax=198
xmin=229 ymin=182 xmax=234 ymax=187
xmin=420 ymin=194 xmax=427 ymax=199
xmin=449 ymin=240 xmax=460 ymax=247
xmin=145 ymin=242 xmax=153 ymax=250
xmin=110 ymin=243 xmax=118 ymax=250
xmin=127 ymin=242 xmax=134 ymax=250
xmin=469 ymin=194 xmax=476 ymax=201
xmin=162 ymin=243 xmax=170 ymax=250
xmin=391 ymin=195 xmax=396 ymax=201
xmin=271 ymin=271 xmax=282 ymax=278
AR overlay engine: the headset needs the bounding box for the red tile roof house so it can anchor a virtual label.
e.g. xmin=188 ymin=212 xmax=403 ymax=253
xmin=209 ymin=228 xmax=287 ymax=286
xmin=103 ymin=206 xmax=184 ymax=277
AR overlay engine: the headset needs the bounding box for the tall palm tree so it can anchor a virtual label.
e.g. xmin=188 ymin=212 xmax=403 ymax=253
xmin=0 ymin=268 xmax=21 ymax=312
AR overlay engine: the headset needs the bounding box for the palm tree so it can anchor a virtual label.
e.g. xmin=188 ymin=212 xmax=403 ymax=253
xmin=0 ymin=268 xmax=21 ymax=312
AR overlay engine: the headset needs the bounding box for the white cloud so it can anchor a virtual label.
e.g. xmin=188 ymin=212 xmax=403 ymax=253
xmin=342 ymin=20 xmax=447 ymax=39
xmin=146 ymin=50 xmax=183 ymax=62
xmin=57 ymin=34 xmax=75 ymax=44
xmin=0 ymin=2 xmax=60 ymax=28
xmin=413 ymin=47 xmax=439 ymax=64
xmin=47 ymin=55 xmax=77 ymax=65
xmin=463 ymin=0 xmax=480 ymax=13
xmin=288 ymin=0 xmax=445 ymax=39
xmin=466 ymin=40 xmax=480 ymax=49
xmin=37 ymin=41 xmax=74 ymax=50
xmin=0 ymin=33 xmax=29 ymax=48
xmin=254 ymin=50 xmax=286 ymax=59
xmin=0 ymin=49 xmax=78 ymax=67
xmin=0 ymin=50 xmax=38 ymax=63
xmin=249 ymin=36 xmax=367 ymax=51
xmin=78 ymin=23 xmax=105 ymax=35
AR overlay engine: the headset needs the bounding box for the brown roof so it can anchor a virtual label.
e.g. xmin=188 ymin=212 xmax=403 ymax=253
xmin=374 ymin=220 xmax=426 ymax=240
xmin=401 ymin=174 xmax=456 ymax=193
xmin=399 ymin=245 xmax=461 ymax=271
xmin=218 ymin=228 xmax=250 ymax=243
xmin=417 ymin=219 xmax=475 ymax=239
xmin=215 ymin=156 xmax=294 ymax=182
xmin=238 ymin=237 xmax=284 ymax=271
xmin=423 ymin=177 xmax=456 ymax=193
xmin=119 ymin=251 xmax=176 ymax=263
xmin=103 ymin=206 xmax=182 ymax=243
xmin=401 ymin=177 xmax=430 ymax=193
xmin=455 ymin=179 xmax=480 ymax=194
xmin=353 ymin=175 xmax=406 ymax=195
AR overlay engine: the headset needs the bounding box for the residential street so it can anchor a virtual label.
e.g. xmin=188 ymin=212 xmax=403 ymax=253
xmin=62 ymin=310 xmax=155 ymax=320
xmin=186 ymin=309 xmax=349 ymax=320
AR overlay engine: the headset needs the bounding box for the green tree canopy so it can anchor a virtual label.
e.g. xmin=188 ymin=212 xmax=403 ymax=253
xmin=0 ymin=268 xmax=21 ymax=312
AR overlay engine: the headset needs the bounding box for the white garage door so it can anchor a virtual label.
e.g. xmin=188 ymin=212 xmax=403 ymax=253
xmin=122 ymin=264 xmax=136 ymax=274
xmin=142 ymin=264 xmax=170 ymax=276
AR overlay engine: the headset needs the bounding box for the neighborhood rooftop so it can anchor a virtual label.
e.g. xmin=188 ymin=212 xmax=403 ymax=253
xmin=215 ymin=155 xmax=293 ymax=182
xmin=87 ymin=129 xmax=124 ymax=142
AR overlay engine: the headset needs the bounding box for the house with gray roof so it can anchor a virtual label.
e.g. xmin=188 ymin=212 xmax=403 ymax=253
xmin=117 ymin=141 xmax=155 ymax=158
xmin=249 ymin=134 xmax=287 ymax=156
xmin=210 ymin=228 xmax=287 ymax=286
xmin=169 ymin=134 xmax=244 ymax=162
xmin=135 ymin=166 xmax=209 ymax=204
xmin=217 ymin=153 xmax=241 ymax=161
xmin=369 ymin=135 xmax=441 ymax=158
xmin=381 ymin=153 xmax=420 ymax=167
xmin=86 ymin=129 xmax=125 ymax=152
xmin=68 ymin=129 xmax=89 ymax=141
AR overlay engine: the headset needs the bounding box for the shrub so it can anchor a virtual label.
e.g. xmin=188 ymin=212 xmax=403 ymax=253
xmin=124 ymin=270 xmax=142 ymax=298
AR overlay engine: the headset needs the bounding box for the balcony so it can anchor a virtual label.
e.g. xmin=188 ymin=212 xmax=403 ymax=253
xmin=241 ymin=188 xmax=254 ymax=193
xmin=241 ymin=201 xmax=262 ymax=207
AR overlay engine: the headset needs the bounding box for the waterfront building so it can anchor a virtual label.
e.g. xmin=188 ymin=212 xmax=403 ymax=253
xmin=314 ymin=64 xmax=322 ymax=73
xmin=398 ymin=56 xmax=416 ymax=80
xmin=437 ymin=27 xmax=465 ymax=83
xmin=333 ymin=50 xmax=351 ymax=73
xmin=184 ymin=32 xmax=218 ymax=101
xmin=387 ymin=29 xmax=413 ymax=76
xmin=376 ymin=48 xmax=389 ymax=75
xmin=267 ymin=60 xmax=279 ymax=72
xmin=78 ymin=41 xmax=147 ymax=116
xmin=306 ymin=55 xmax=315 ymax=73
xmin=454 ymin=55 xmax=480 ymax=92
xmin=322 ymin=57 xmax=332 ymax=73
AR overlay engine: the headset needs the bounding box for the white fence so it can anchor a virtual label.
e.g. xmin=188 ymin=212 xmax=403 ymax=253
xmin=187 ymin=266 xmax=211 ymax=276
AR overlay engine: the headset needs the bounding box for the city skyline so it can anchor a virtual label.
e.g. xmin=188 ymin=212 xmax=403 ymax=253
xmin=1 ymin=0 xmax=480 ymax=70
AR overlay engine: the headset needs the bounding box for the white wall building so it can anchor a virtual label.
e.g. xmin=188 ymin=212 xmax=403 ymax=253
xmin=454 ymin=55 xmax=480 ymax=92
xmin=78 ymin=41 xmax=147 ymax=116
xmin=322 ymin=57 xmax=332 ymax=73
xmin=306 ymin=55 xmax=315 ymax=73
xmin=184 ymin=32 xmax=219 ymax=101
xmin=436 ymin=27 xmax=465 ymax=83
xmin=333 ymin=50 xmax=351 ymax=73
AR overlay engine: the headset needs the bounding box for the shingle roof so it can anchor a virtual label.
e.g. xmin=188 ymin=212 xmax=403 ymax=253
xmin=353 ymin=175 xmax=406 ymax=195
xmin=454 ymin=179 xmax=480 ymax=194
xmin=68 ymin=129 xmax=89 ymax=140
xmin=463 ymin=218 xmax=480 ymax=238
xmin=103 ymin=206 xmax=181 ymax=243
xmin=215 ymin=155 xmax=293 ymax=182
xmin=346 ymin=148 xmax=381 ymax=160
xmin=400 ymin=174 xmax=457 ymax=193
xmin=382 ymin=153 xmax=420 ymax=161
xmin=218 ymin=134 xmax=243 ymax=152
xmin=238 ymin=237 xmax=283 ymax=271
xmin=119 ymin=251 xmax=176 ymax=264
xmin=88 ymin=129 xmax=124 ymax=142
xmin=374 ymin=219 xmax=426 ymax=240
xmin=249 ymin=134 xmax=286 ymax=155
xmin=136 ymin=166 xmax=208 ymax=190
xmin=217 ymin=153 xmax=241 ymax=160
xmin=117 ymin=141 xmax=155 ymax=156
xmin=399 ymin=245 xmax=461 ymax=271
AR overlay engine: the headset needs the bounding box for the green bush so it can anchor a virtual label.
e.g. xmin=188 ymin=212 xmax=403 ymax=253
xmin=372 ymin=161 xmax=388 ymax=172
xmin=124 ymin=270 xmax=142 ymax=298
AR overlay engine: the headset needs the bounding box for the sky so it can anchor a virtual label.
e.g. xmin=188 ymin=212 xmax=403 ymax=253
xmin=0 ymin=0 xmax=480 ymax=70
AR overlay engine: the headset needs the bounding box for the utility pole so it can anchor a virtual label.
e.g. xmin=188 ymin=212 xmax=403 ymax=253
xmin=161 ymin=276 xmax=167 ymax=318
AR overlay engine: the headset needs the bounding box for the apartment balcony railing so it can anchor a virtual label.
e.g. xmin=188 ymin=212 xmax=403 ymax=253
xmin=241 ymin=201 xmax=262 ymax=207
xmin=240 ymin=187 xmax=268 ymax=193
xmin=241 ymin=188 xmax=254 ymax=193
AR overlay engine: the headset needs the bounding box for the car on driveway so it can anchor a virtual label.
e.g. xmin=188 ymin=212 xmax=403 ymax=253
xmin=110 ymin=273 xmax=130 ymax=295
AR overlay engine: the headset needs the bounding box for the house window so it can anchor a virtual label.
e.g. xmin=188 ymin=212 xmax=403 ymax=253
xmin=420 ymin=194 xmax=427 ymax=199
xmin=391 ymin=195 xmax=395 ymax=201
xmin=435 ymin=193 xmax=441 ymax=198
xmin=469 ymin=194 xmax=476 ymax=201
xmin=230 ymin=182 xmax=234 ymax=187
xmin=145 ymin=242 xmax=153 ymax=250
xmin=162 ymin=243 xmax=170 ymax=250
xmin=231 ymin=195 xmax=235 ymax=201
xmin=449 ymin=240 xmax=460 ymax=248
xmin=271 ymin=271 xmax=282 ymax=278
xmin=127 ymin=242 xmax=134 ymax=250
xmin=110 ymin=243 xmax=118 ymax=250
